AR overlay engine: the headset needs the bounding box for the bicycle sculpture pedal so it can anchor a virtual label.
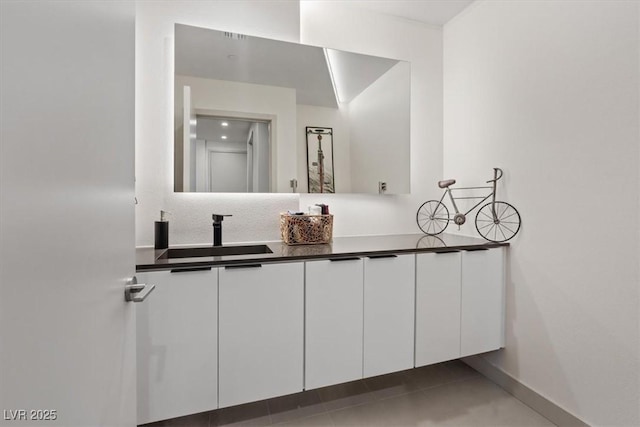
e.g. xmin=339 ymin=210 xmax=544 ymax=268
xmin=416 ymin=168 xmax=521 ymax=243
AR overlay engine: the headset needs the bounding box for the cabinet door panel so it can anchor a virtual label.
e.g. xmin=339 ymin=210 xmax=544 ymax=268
xmin=461 ymin=248 xmax=505 ymax=356
xmin=219 ymin=262 xmax=304 ymax=408
xmin=305 ymin=259 xmax=364 ymax=390
xmin=136 ymin=269 xmax=218 ymax=425
xmin=363 ymin=255 xmax=415 ymax=377
xmin=415 ymin=252 xmax=461 ymax=366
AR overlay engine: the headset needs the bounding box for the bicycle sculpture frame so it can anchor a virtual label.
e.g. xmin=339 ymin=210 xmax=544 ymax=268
xmin=416 ymin=168 xmax=521 ymax=243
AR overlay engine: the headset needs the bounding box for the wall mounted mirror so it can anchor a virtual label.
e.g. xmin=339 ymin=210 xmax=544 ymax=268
xmin=174 ymin=24 xmax=411 ymax=194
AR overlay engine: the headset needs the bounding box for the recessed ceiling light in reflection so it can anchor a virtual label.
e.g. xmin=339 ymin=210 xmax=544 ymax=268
xmin=221 ymin=135 xmax=227 ymax=139
xmin=221 ymin=122 xmax=228 ymax=127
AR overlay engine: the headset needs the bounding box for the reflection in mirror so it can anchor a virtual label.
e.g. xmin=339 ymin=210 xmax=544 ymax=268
xmin=187 ymin=116 xmax=271 ymax=192
xmin=306 ymin=127 xmax=335 ymax=193
xmin=174 ymin=24 xmax=410 ymax=194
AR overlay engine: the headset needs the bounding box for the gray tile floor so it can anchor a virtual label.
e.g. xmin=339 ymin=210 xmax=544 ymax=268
xmin=141 ymin=361 xmax=555 ymax=427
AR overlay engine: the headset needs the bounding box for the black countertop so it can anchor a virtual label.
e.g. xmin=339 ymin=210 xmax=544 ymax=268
xmin=136 ymin=233 xmax=508 ymax=272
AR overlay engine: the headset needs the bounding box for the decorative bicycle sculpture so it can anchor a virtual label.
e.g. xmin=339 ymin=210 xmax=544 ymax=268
xmin=416 ymin=168 xmax=521 ymax=243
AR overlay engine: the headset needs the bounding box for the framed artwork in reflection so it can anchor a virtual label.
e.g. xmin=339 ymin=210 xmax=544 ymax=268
xmin=306 ymin=126 xmax=335 ymax=193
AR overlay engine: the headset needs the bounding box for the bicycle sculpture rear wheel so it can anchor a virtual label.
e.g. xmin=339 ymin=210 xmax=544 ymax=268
xmin=416 ymin=200 xmax=450 ymax=235
xmin=475 ymin=201 xmax=521 ymax=242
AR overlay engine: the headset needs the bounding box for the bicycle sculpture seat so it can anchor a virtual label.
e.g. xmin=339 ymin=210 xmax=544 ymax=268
xmin=416 ymin=168 xmax=521 ymax=243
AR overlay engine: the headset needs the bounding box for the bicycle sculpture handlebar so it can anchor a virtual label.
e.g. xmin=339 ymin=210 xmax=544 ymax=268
xmin=416 ymin=167 xmax=521 ymax=243
xmin=486 ymin=167 xmax=503 ymax=183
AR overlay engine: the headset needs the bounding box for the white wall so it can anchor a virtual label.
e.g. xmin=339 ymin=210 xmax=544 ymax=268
xmin=299 ymin=1 xmax=443 ymax=236
xmin=136 ymin=1 xmax=300 ymax=246
xmin=443 ymin=1 xmax=640 ymax=425
xmin=349 ymin=61 xmax=411 ymax=194
xmin=136 ymin=0 xmax=443 ymax=245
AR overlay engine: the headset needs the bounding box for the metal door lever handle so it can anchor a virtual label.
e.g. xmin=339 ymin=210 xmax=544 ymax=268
xmin=124 ymin=277 xmax=156 ymax=302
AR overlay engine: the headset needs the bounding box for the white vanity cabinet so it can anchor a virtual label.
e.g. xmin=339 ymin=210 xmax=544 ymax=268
xmin=415 ymin=251 xmax=462 ymax=366
xmin=363 ymin=254 xmax=415 ymax=377
xmin=305 ymin=258 xmax=364 ymax=390
xmin=136 ymin=268 xmax=218 ymax=425
xmin=135 ymin=240 xmax=506 ymax=423
xmin=460 ymin=248 xmax=505 ymax=356
xmin=415 ymin=247 xmax=505 ymax=366
xmin=218 ymin=262 xmax=304 ymax=408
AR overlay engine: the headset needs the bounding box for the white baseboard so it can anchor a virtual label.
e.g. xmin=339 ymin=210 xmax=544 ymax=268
xmin=462 ymin=355 xmax=589 ymax=427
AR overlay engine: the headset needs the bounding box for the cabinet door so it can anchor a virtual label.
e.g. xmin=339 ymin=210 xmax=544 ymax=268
xmin=136 ymin=268 xmax=218 ymax=425
xmin=415 ymin=251 xmax=461 ymax=367
xmin=305 ymin=258 xmax=364 ymax=389
xmin=363 ymin=254 xmax=415 ymax=377
xmin=219 ymin=262 xmax=304 ymax=408
xmin=461 ymin=248 xmax=505 ymax=356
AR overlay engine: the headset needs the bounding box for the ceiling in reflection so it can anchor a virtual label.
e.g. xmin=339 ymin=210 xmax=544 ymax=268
xmin=175 ymin=24 xmax=399 ymax=109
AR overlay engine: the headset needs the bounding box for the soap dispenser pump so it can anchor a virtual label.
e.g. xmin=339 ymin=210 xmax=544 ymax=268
xmin=154 ymin=210 xmax=169 ymax=250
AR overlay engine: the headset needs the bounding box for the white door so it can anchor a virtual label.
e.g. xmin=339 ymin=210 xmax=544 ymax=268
xmin=219 ymin=263 xmax=304 ymax=408
xmin=0 ymin=2 xmax=136 ymax=426
xmin=183 ymin=85 xmax=197 ymax=192
xmin=461 ymin=248 xmax=505 ymax=356
xmin=363 ymin=254 xmax=415 ymax=377
xmin=415 ymin=252 xmax=462 ymax=366
xmin=209 ymin=151 xmax=248 ymax=192
xmin=247 ymin=133 xmax=254 ymax=192
xmin=305 ymin=258 xmax=364 ymax=390
xmin=136 ymin=269 xmax=218 ymax=424
xmin=195 ymin=139 xmax=208 ymax=192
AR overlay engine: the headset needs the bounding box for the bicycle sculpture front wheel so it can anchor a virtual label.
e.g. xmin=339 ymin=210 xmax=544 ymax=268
xmin=416 ymin=200 xmax=450 ymax=235
xmin=475 ymin=201 xmax=521 ymax=242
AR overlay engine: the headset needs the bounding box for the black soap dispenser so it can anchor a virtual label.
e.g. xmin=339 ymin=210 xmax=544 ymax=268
xmin=154 ymin=210 xmax=169 ymax=250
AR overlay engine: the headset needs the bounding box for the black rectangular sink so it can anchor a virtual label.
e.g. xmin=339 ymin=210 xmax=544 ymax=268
xmin=160 ymin=245 xmax=273 ymax=259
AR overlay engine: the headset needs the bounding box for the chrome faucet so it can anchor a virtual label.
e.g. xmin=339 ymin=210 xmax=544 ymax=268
xmin=212 ymin=214 xmax=232 ymax=246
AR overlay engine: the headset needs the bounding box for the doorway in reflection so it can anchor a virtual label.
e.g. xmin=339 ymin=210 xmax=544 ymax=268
xmin=193 ymin=116 xmax=271 ymax=192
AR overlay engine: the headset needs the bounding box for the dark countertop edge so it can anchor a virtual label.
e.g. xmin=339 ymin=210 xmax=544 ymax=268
xmin=136 ymin=241 xmax=508 ymax=272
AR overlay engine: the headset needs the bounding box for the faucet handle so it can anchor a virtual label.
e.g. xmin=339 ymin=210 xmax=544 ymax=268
xmin=212 ymin=214 xmax=232 ymax=222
